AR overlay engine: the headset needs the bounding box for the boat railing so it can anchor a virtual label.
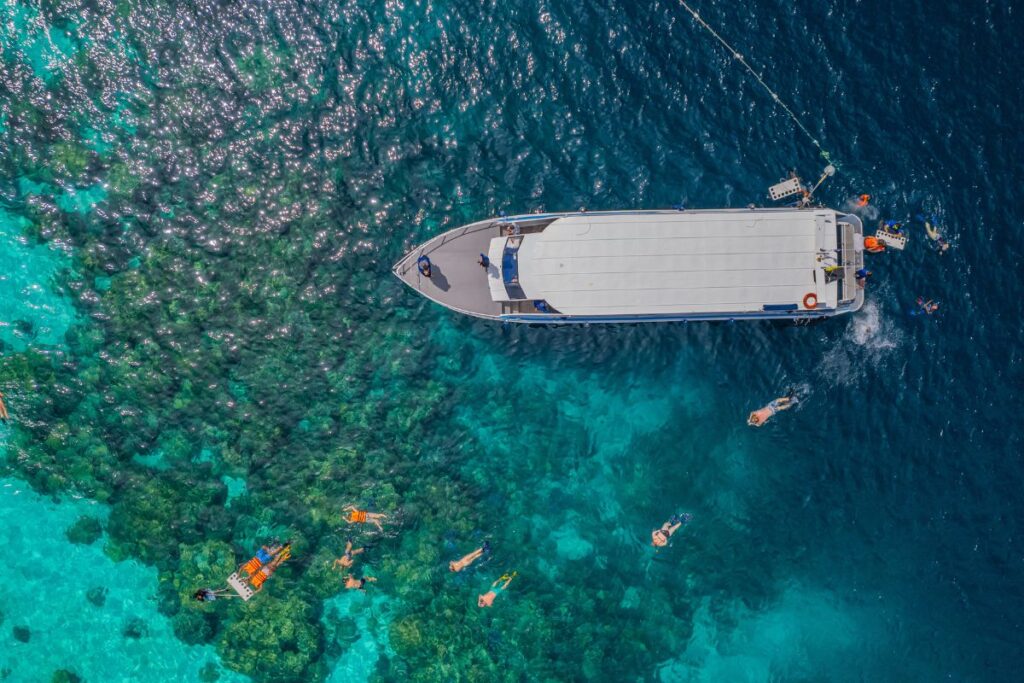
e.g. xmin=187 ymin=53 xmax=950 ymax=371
xmin=838 ymin=219 xmax=864 ymax=304
xmin=394 ymin=215 xmax=559 ymax=276
xmin=393 ymin=221 xmax=497 ymax=276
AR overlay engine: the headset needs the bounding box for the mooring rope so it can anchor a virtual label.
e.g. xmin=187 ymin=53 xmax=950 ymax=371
xmin=678 ymin=0 xmax=836 ymax=168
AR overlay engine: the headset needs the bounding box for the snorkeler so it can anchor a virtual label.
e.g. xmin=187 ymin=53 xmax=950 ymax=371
xmin=343 ymin=504 xmax=388 ymax=533
xmin=450 ymin=541 xmax=491 ymax=573
xmin=863 ymin=236 xmax=885 ymax=253
xmin=332 ymin=538 xmax=365 ymax=570
xmin=913 ymin=297 xmax=940 ymax=316
xmin=478 ymin=571 xmax=517 ymax=608
xmin=417 ymin=255 xmax=432 ymax=278
xmin=857 ymin=193 xmax=871 ymax=207
xmin=922 ymin=215 xmax=951 ymax=253
xmin=855 ymin=268 xmax=872 ymax=288
xmin=344 ymin=574 xmax=377 ymax=591
xmin=651 ymin=513 xmax=693 ymax=548
xmin=0 ymin=392 xmax=8 ymax=422
xmin=748 ymin=393 xmax=798 ymax=427
xmin=192 ymin=587 xmax=235 ymax=602
xmin=250 ymin=543 xmax=292 ymax=591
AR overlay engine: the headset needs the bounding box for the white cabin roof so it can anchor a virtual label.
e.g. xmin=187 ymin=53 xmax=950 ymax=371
xmin=514 ymin=210 xmax=838 ymax=315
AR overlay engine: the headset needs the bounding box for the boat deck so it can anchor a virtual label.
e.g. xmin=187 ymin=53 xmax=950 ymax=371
xmin=392 ymin=216 xmax=555 ymax=318
xmin=517 ymin=211 xmax=835 ymax=315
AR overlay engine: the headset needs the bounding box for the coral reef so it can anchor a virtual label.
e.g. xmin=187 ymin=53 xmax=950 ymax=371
xmin=65 ymin=516 xmax=103 ymax=545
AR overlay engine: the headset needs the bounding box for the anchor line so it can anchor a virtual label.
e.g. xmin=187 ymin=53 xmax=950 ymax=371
xmin=677 ymin=0 xmax=837 ymax=169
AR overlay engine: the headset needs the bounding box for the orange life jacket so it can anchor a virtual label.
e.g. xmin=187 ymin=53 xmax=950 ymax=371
xmin=241 ymin=557 xmax=262 ymax=576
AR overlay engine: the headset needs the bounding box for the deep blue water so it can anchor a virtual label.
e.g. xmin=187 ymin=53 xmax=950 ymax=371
xmin=2 ymin=0 xmax=1023 ymax=680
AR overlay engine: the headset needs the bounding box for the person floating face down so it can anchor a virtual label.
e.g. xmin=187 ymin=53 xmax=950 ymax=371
xmin=345 ymin=574 xmax=377 ymax=591
xmin=450 ymin=541 xmax=491 ymax=573
xmin=192 ymin=587 xmax=235 ymax=602
xmin=651 ymin=513 xmax=693 ymax=548
xmin=249 ymin=543 xmax=292 ymax=592
xmin=863 ymin=235 xmax=886 ymax=254
xmin=478 ymin=571 xmax=517 ymax=608
xmin=332 ymin=538 xmax=365 ymax=570
xmin=922 ymin=216 xmax=951 ymax=253
xmin=915 ymin=297 xmax=940 ymax=315
xmin=748 ymin=394 xmax=798 ymax=427
xmin=343 ymin=504 xmax=388 ymax=533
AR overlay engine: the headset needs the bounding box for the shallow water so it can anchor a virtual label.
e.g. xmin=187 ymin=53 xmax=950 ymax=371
xmin=1 ymin=0 xmax=1023 ymax=680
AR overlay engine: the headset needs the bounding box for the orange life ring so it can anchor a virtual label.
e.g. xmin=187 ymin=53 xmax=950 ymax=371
xmin=803 ymin=293 xmax=818 ymax=309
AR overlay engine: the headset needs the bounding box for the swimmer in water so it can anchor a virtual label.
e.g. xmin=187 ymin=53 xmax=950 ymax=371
xmin=857 ymin=194 xmax=871 ymax=207
xmin=914 ymin=297 xmax=940 ymax=315
xmin=863 ymin=235 xmax=885 ymax=253
xmin=192 ymin=587 xmax=236 ymax=602
xmin=0 ymin=392 xmax=8 ymax=422
xmin=748 ymin=393 xmax=798 ymax=427
xmin=855 ymin=268 xmax=872 ymax=288
xmin=922 ymin=215 xmax=951 ymax=253
xmin=332 ymin=539 xmax=365 ymax=570
xmin=343 ymin=505 xmax=388 ymax=533
xmin=651 ymin=513 xmax=693 ymax=548
xmin=345 ymin=574 xmax=377 ymax=591
xmin=478 ymin=571 xmax=517 ymax=608
xmin=449 ymin=541 xmax=491 ymax=572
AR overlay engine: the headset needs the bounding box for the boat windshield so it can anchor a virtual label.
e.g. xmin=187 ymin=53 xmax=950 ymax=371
xmin=502 ymin=237 xmax=526 ymax=299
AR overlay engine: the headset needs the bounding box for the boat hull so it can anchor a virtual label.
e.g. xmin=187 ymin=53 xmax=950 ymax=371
xmin=393 ymin=209 xmax=864 ymax=324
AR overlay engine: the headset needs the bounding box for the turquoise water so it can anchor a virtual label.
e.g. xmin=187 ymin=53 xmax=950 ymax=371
xmin=0 ymin=208 xmax=76 ymax=350
xmin=0 ymin=478 xmax=243 ymax=683
xmin=2 ymin=0 xmax=1023 ymax=680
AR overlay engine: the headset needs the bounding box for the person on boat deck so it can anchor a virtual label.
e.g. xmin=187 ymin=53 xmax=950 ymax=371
xmin=0 ymin=392 xmax=8 ymax=422
xmin=855 ymin=268 xmax=872 ymax=288
xmin=417 ymin=255 xmax=432 ymax=278
xmin=332 ymin=538 xmax=365 ymax=570
xmin=915 ymin=297 xmax=940 ymax=315
xmin=193 ymin=587 xmax=235 ymax=602
xmin=343 ymin=504 xmax=388 ymax=533
xmin=748 ymin=394 xmax=798 ymax=427
xmin=651 ymin=513 xmax=693 ymax=548
xmin=478 ymin=253 xmax=489 ymax=269
xmin=863 ymin=236 xmax=885 ymax=253
xmin=478 ymin=571 xmax=517 ymax=608
xmin=345 ymin=574 xmax=377 ymax=591
xmin=450 ymin=541 xmax=491 ymax=573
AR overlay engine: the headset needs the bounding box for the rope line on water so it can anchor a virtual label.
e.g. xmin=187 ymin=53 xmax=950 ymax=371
xmin=677 ymin=0 xmax=836 ymax=168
